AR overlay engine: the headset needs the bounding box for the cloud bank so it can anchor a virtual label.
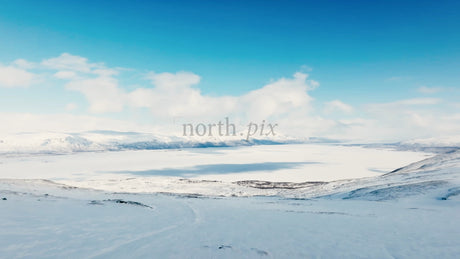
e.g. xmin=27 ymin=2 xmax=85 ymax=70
xmin=0 ymin=65 xmax=36 ymax=88
xmin=0 ymin=53 xmax=459 ymax=143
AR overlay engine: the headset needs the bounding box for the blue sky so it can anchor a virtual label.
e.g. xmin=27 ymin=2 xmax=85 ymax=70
xmin=0 ymin=0 xmax=459 ymax=141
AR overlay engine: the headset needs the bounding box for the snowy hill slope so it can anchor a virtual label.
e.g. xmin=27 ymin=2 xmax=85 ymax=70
xmin=317 ymin=149 xmax=460 ymax=201
xmin=1 ymin=149 xmax=460 ymax=258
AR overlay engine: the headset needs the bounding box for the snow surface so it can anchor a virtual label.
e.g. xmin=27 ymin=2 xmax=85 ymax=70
xmin=0 ymin=144 xmax=429 ymax=195
xmin=1 ymin=144 xmax=459 ymax=258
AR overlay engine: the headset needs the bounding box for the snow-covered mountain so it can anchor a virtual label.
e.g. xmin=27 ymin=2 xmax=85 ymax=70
xmin=2 ymin=130 xmax=459 ymax=156
xmin=0 ymin=130 xmax=304 ymax=155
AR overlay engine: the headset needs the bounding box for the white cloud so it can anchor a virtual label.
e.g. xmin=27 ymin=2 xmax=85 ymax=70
xmin=41 ymin=53 xmax=95 ymax=73
xmin=93 ymin=68 xmax=119 ymax=77
xmin=2 ymin=53 xmax=459 ymax=143
xmin=398 ymin=98 xmax=441 ymax=105
xmin=62 ymin=70 xmax=320 ymax=139
xmin=39 ymin=53 xmax=124 ymax=113
xmin=238 ymin=72 xmax=314 ymax=121
xmin=54 ymin=69 xmax=325 ymax=138
xmin=0 ymin=65 xmax=35 ymax=88
xmin=367 ymin=98 xmax=441 ymax=111
xmin=43 ymin=58 xmax=460 ymax=143
xmin=66 ymin=77 xmax=125 ymax=113
xmin=128 ymin=71 xmax=317 ymax=123
xmin=399 ymin=98 xmax=441 ymax=105
xmin=129 ymin=71 xmax=224 ymax=118
xmin=339 ymin=97 xmax=460 ymax=142
xmin=146 ymin=71 xmax=201 ymax=90
xmin=324 ymin=100 xmax=353 ymax=114
xmin=54 ymin=71 xmax=79 ymax=80
xmin=65 ymin=103 xmax=78 ymax=111
xmin=299 ymin=65 xmax=313 ymax=72
xmin=12 ymin=59 xmax=35 ymax=69
xmin=5 ymin=54 xmax=318 ymax=127
xmin=418 ymin=86 xmax=443 ymax=94
xmin=42 ymin=53 xmax=118 ymax=77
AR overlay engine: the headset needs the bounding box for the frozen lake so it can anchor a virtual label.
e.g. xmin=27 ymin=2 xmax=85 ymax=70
xmin=0 ymin=144 xmax=429 ymax=195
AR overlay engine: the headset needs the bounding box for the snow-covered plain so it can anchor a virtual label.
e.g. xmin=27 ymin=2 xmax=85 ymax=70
xmin=1 ymin=143 xmax=459 ymax=258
